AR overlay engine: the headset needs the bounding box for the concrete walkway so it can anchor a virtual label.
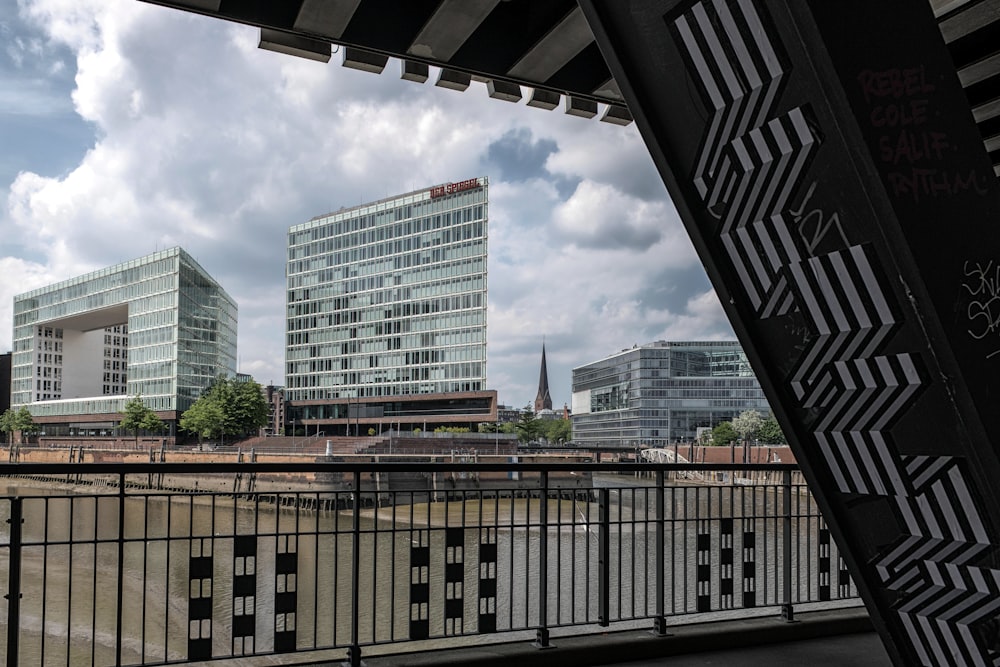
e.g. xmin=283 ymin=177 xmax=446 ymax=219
xmin=597 ymin=631 xmax=889 ymax=666
xmin=328 ymin=607 xmax=889 ymax=667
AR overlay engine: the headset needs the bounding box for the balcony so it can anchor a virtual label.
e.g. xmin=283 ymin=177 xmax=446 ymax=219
xmin=0 ymin=460 xmax=865 ymax=666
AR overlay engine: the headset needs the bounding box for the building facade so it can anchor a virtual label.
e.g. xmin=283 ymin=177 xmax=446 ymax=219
xmin=285 ymin=178 xmax=495 ymax=433
xmin=262 ymin=384 xmax=286 ymax=436
xmin=571 ymin=341 xmax=770 ymax=447
xmin=10 ymin=247 xmax=237 ymax=437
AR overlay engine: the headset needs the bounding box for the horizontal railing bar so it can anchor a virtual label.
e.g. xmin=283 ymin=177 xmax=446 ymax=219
xmin=0 ymin=473 xmax=856 ymax=667
xmin=0 ymin=461 xmax=800 ymax=475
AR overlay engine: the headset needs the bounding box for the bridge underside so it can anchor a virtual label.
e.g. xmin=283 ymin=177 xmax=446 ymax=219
xmin=145 ymin=2 xmax=1000 ymax=665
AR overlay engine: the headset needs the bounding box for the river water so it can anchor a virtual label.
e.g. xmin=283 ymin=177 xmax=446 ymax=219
xmin=0 ymin=475 xmax=852 ymax=666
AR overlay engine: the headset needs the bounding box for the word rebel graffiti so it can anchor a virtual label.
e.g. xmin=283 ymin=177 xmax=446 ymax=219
xmin=858 ymin=65 xmax=989 ymax=204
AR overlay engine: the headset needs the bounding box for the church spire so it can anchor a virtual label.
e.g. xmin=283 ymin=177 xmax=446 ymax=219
xmin=534 ymin=341 xmax=552 ymax=412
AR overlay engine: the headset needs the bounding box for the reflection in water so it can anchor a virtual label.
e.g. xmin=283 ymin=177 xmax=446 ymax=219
xmin=0 ymin=478 xmax=853 ymax=666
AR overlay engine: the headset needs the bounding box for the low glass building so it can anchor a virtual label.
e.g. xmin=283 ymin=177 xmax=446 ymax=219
xmin=10 ymin=247 xmax=237 ymax=438
xmin=571 ymin=341 xmax=770 ymax=447
xmin=285 ymin=178 xmax=494 ymax=433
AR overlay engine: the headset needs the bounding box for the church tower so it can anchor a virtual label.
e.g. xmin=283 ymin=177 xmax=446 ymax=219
xmin=534 ymin=342 xmax=553 ymax=413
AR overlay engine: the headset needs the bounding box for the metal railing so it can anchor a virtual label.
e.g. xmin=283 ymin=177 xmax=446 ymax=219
xmin=0 ymin=461 xmax=860 ymax=666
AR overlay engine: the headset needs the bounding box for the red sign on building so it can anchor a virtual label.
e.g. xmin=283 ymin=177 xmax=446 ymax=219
xmin=430 ymin=178 xmax=480 ymax=198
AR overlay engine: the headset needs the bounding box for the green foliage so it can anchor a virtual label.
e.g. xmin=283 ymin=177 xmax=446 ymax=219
xmin=711 ymin=421 xmax=738 ymax=446
xmin=17 ymin=407 xmax=37 ymax=434
xmin=179 ymin=398 xmax=225 ymax=442
xmin=515 ymin=410 xmax=542 ymax=444
xmin=758 ymin=415 xmax=787 ymax=444
xmin=120 ymin=395 xmax=163 ymax=443
xmin=179 ymin=376 xmax=269 ymax=442
xmin=223 ymin=379 xmax=270 ymax=437
xmin=368 ymin=427 xmax=376 ymax=436
xmin=481 ymin=422 xmax=517 ymax=435
xmin=732 ymin=410 xmax=764 ymax=442
xmin=1 ymin=407 xmax=38 ymax=444
xmin=433 ymin=426 xmax=471 ymax=433
xmin=0 ymin=409 xmax=14 ymax=445
xmin=538 ymin=418 xmax=572 ymax=444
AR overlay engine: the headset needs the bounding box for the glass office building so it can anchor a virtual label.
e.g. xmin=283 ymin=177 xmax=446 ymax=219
xmin=285 ymin=178 xmax=494 ymax=433
xmin=10 ymin=247 xmax=237 ymax=435
xmin=571 ymin=341 xmax=770 ymax=446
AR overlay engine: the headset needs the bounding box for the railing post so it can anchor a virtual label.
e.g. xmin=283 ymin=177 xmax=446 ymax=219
xmin=781 ymin=469 xmax=795 ymax=622
xmin=5 ymin=497 xmax=23 ymax=667
xmin=651 ymin=470 xmax=668 ymax=636
xmin=598 ymin=487 xmax=610 ymax=627
xmin=533 ymin=471 xmax=554 ymax=649
xmin=115 ymin=472 xmax=126 ymax=666
xmin=344 ymin=470 xmax=364 ymax=667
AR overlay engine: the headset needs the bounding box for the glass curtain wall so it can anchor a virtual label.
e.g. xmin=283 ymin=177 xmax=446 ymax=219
xmin=11 ymin=247 xmax=237 ymax=417
xmin=571 ymin=341 xmax=770 ymax=446
xmin=285 ymin=178 xmax=488 ymax=402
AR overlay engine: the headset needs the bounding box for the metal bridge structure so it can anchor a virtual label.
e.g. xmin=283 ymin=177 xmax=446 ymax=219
xmin=639 ymin=448 xmax=704 ymax=482
xmin=138 ymin=3 xmax=1000 ymax=665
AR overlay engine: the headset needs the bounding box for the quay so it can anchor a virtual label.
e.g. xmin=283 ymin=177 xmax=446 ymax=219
xmin=5 ymin=436 xmax=802 ymax=498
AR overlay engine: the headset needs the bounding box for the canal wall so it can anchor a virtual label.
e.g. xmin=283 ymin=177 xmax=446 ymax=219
xmin=0 ymin=443 xmax=801 ymax=503
xmin=0 ymin=446 xmax=596 ymax=501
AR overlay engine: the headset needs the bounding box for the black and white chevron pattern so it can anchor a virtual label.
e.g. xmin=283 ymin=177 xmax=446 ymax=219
xmin=674 ymin=2 xmax=807 ymax=319
xmin=786 ymin=247 xmax=901 ymax=408
xmin=673 ymin=1 xmax=999 ymax=664
xmin=672 ymin=0 xmax=785 ymax=201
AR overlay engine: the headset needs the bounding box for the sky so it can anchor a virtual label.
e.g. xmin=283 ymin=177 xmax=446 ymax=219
xmin=0 ymin=0 xmax=736 ymax=410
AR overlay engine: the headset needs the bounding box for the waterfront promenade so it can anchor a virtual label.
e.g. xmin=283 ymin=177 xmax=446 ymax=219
xmin=319 ymin=607 xmax=888 ymax=667
xmin=0 ymin=459 xmax=861 ymax=667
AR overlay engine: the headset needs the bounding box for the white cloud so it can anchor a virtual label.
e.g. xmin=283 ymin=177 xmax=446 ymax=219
xmin=0 ymin=257 xmax=57 ymax=349
xmin=2 ymin=0 xmax=730 ymax=409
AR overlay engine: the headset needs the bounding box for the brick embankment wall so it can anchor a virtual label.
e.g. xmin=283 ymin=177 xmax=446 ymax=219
xmin=0 ymin=445 xmax=796 ymax=496
xmin=0 ymin=447 xmax=337 ymax=494
xmin=0 ymin=448 xmax=596 ymax=497
xmin=656 ymin=444 xmax=797 ymax=465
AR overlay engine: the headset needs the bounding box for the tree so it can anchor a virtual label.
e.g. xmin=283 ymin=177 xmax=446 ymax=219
xmin=515 ymin=409 xmax=542 ymax=444
xmin=223 ymin=380 xmax=270 ymax=438
xmin=179 ymin=398 xmax=225 ymax=444
xmin=0 ymin=409 xmax=14 ymax=446
xmin=0 ymin=407 xmax=39 ymax=445
xmin=180 ymin=377 xmax=269 ymax=444
xmin=120 ymin=395 xmax=164 ymax=447
xmin=539 ymin=418 xmax=572 ymax=445
xmin=732 ymin=410 xmax=764 ymax=444
xmin=0 ymin=405 xmax=38 ymax=443
xmin=711 ymin=421 xmax=738 ymax=446
xmin=758 ymin=415 xmax=787 ymax=445
xmin=213 ymin=378 xmax=269 ymax=439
